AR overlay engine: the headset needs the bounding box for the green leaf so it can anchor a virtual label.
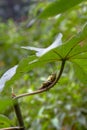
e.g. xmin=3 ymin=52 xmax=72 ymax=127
xmin=0 ymin=114 xmax=12 ymax=128
xmin=17 ymin=55 xmax=37 ymax=73
xmin=2 ymin=24 xmax=87 ymax=91
xmin=70 ymin=52 xmax=87 ymax=60
xmin=72 ymin=59 xmax=87 ymax=84
xmin=39 ymin=0 xmax=85 ymax=18
xmin=0 ymin=97 xmax=12 ymax=112
xmin=36 ymin=23 xmax=87 ymax=63
xmin=3 ymin=55 xmax=37 ymax=91
xmin=53 ymin=23 xmax=87 ymax=59
xmin=3 ymin=54 xmax=60 ymax=92
xmin=64 ymin=24 xmax=87 ymax=59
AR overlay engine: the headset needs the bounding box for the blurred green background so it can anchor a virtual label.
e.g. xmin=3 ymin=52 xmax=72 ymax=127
xmin=0 ymin=0 xmax=87 ymax=130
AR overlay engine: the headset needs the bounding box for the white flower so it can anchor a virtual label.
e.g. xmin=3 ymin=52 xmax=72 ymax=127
xmin=21 ymin=33 xmax=63 ymax=57
xmin=0 ymin=65 xmax=18 ymax=92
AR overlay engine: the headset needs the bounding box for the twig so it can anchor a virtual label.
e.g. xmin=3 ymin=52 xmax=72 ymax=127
xmin=0 ymin=126 xmax=22 ymax=130
xmin=14 ymin=60 xmax=65 ymax=99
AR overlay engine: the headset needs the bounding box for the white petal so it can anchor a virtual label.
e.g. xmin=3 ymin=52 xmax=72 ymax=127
xmin=21 ymin=33 xmax=63 ymax=57
xmin=50 ymin=33 xmax=63 ymax=48
xmin=21 ymin=46 xmax=44 ymax=52
xmin=0 ymin=65 xmax=18 ymax=92
xmin=36 ymin=33 xmax=63 ymax=57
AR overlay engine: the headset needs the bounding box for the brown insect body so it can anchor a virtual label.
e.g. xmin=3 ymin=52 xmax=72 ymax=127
xmin=39 ymin=73 xmax=56 ymax=90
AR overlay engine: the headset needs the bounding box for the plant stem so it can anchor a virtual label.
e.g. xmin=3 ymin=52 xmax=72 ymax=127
xmin=13 ymin=98 xmax=25 ymax=130
xmin=14 ymin=60 xmax=66 ymax=99
xmin=0 ymin=126 xmax=23 ymax=130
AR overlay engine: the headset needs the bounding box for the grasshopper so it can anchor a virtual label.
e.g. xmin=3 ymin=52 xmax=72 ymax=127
xmin=39 ymin=73 xmax=56 ymax=90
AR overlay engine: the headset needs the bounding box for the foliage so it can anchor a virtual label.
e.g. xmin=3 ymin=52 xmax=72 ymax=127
xmin=0 ymin=0 xmax=87 ymax=130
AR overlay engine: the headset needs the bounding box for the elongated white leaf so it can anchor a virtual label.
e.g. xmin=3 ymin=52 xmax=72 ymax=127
xmin=0 ymin=65 xmax=18 ymax=92
xmin=21 ymin=33 xmax=63 ymax=57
